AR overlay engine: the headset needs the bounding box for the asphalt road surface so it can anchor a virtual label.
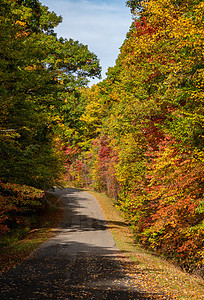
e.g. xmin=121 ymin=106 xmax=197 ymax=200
xmin=0 ymin=188 xmax=164 ymax=299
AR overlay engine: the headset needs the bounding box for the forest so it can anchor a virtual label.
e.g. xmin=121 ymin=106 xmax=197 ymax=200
xmin=1 ymin=0 xmax=204 ymax=274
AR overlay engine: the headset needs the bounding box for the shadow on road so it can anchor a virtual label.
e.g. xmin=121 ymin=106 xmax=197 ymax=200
xmin=0 ymin=188 xmax=170 ymax=299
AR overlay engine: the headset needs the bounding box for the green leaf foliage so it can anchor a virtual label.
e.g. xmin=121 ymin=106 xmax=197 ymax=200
xmin=0 ymin=0 xmax=101 ymax=234
xmin=0 ymin=0 xmax=101 ymax=189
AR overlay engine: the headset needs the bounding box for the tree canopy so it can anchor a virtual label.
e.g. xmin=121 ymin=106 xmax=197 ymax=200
xmin=0 ymin=0 xmax=101 ymax=189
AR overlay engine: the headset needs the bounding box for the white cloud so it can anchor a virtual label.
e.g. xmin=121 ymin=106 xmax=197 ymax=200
xmin=41 ymin=0 xmax=132 ymax=84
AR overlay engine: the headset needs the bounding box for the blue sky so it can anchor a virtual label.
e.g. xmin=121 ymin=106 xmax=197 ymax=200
xmin=40 ymin=0 xmax=132 ymax=85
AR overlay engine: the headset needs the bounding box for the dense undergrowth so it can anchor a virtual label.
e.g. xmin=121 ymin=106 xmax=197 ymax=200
xmin=0 ymin=188 xmax=63 ymax=273
xmin=0 ymin=180 xmax=44 ymax=235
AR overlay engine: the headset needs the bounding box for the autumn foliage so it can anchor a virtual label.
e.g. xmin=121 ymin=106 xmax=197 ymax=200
xmin=1 ymin=0 xmax=203 ymax=275
xmin=0 ymin=180 xmax=44 ymax=235
xmin=0 ymin=1 xmax=100 ymax=236
xmin=68 ymin=0 xmax=204 ymax=273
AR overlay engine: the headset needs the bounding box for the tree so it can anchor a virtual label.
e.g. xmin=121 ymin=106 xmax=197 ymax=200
xmin=0 ymin=0 xmax=101 ymax=189
xmin=70 ymin=0 xmax=204 ymax=271
xmin=126 ymin=0 xmax=143 ymax=14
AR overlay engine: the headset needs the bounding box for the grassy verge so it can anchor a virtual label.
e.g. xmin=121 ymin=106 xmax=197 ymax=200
xmin=88 ymin=190 xmax=204 ymax=300
xmin=0 ymin=192 xmax=64 ymax=274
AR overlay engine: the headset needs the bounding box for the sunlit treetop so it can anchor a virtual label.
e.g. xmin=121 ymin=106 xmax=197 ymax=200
xmin=126 ymin=0 xmax=144 ymax=14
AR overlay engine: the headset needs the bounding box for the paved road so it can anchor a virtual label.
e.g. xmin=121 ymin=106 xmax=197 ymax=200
xmin=0 ymin=188 xmax=161 ymax=299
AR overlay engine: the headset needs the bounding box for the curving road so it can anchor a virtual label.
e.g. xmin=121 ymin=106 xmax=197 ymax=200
xmin=0 ymin=188 xmax=161 ymax=299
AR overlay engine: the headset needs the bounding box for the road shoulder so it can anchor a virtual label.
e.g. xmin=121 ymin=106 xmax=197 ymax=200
xmin=88 ymin=190 xmax=204 ymax=300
